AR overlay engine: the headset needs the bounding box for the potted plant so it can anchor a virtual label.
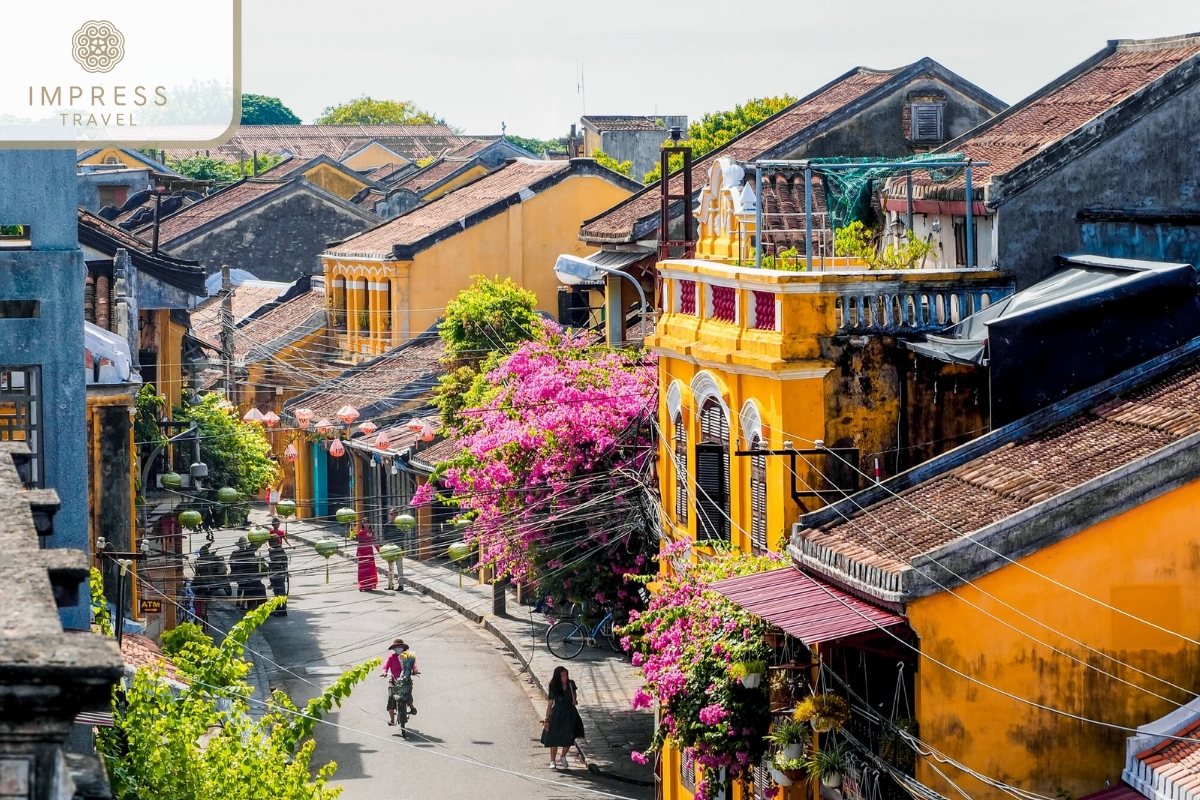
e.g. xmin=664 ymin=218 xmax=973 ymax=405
xmin=794 ymin=693 xmax=850 ymax=733
xmin=772 ymin=753 xmax=806 ymax=784
xmin=357 ymin=309 xmax=370 ymax=332
xmin=805 ymin=741 xmax=849 ymax=788
xmin=880 ymin=717 xmax=918 ymax=772
xmin=766 ymin=717 xmax=809 ymax=760
xmin=731 ymin=659 xmax=767 ymax=688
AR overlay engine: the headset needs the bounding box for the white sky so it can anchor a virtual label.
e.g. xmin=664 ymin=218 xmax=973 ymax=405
xmin=242 ymin=0 xmax=1200 ymax=138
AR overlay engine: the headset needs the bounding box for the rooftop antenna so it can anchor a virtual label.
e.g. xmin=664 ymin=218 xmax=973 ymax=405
xmin=501 ymin=121 xmax=506 ymax=140
xmin=577 ymin=61 xmax=586 ymax=115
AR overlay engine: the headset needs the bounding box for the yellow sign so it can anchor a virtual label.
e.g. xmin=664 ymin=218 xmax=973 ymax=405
xmin=138 ymin=598 xmax=162 ymax=614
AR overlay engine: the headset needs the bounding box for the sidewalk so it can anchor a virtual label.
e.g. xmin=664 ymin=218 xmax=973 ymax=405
xmin=285 ymin=518 xmax=654 ymax=785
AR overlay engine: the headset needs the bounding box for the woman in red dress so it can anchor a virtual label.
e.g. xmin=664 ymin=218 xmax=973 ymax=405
xmin=356 ymin=526 xmax=379 ymax=591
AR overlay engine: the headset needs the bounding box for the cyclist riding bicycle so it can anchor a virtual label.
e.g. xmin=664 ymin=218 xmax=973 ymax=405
xmin=382 ymin=638 xmax=418 ymax=726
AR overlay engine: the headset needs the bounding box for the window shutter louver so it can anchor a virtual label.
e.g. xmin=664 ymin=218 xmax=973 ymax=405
xmin=697 ymin=400 xmax=730 ymax=543
xmin=750 ymin=435 xmax=767 ymax=553
xmin=911 ymin=103 xmax=943 ymax=142
xmin=674 ymin=416 xmax=688 ymax=525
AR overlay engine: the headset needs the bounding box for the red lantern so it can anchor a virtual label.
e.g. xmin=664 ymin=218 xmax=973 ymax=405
xmin=358 ymin=420 xmax=378 ymax=436
xmin=243 ymin=407 xmax=264 ymax=423
xmin=374 ymin=430 xmax=390 ymax=450
xmin=419 ymin=420 xmax=435 ymax=442
xmin=336 ymin=405 xmax=360 ymax=425
xmin=284 ymin=443 xmax=299 ymax=462
xmin=329 ymin=439 xmax=345 ymax=458
xmin=294 ymin=408 xmax=314 ymax=429
xmin=262 ymin=411 xmax=280 ymax=427
xmin=314 ymin=418 xmax=334 ymax=434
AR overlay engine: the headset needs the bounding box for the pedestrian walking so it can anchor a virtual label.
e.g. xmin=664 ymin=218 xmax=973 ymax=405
xmin=269 ymin=516 xmax=291 ymax=548
xmin=356 ymin=526 xmax=379 ymax=591
xmin=267 ymin=536 xmax=289 ymax=616
xmin=542 ymin=666 xmax=580 ymax=770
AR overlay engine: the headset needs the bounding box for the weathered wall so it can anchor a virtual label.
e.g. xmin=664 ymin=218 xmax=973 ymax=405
xmin=0 ymin=149 xmax=89 ymax=628
xmin=168 ymin=190 xmax=376 ymax=283
xmin=596 ymin=120 xmax=687 ymax=184
xmin=908 ymin=475 xmax=1200 ymax=800
xmin=995 ymin=80 xmax=1200 ymax=289
xmin=78 ymin=169 xmax=154 ymax=213
xmin=301 ymin=163 xmax=369 ymax=200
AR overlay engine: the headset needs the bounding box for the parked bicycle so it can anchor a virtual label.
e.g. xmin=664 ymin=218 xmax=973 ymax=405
xmin=546 ymin=607 xmax=622 ymax=659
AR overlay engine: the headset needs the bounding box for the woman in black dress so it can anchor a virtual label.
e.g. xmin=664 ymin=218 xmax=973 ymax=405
xmin=542 ymin=666 xmax=578 ymax=769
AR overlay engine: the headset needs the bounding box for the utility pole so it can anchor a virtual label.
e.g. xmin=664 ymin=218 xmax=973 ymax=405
xmin=220 ymin=264 xmax=234 ymax=399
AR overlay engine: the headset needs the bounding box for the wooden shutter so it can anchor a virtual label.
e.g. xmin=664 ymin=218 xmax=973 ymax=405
xmin=750 ymin=435 xmax=767 ymax=553
xmin=673 ymin=416 xmax=688 ymax=525
xmin=911 ymin=103 xmax=943 ymax=142
xmin=698 ymin=401 xmax=730 ymax=542
xmin=681 ymin=749 xmax=696 ymax=792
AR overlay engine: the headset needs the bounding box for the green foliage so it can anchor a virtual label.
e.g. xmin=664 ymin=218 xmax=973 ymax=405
xmin=0 ymin=225 xmax=25 ymax=236
xmin=591 ymin=148 xmax=633 ymax=178
xmin=166 ymin=153 xmax=283 ymax=182
xmin=642 ymin=96 xmax=796 ymax=183
xmin=173 ymin=394 xmax=279 ymax=507
xmin=135 ymin=384 xmax=168 ymax=453
xmin=93 ymin=571 xmax=375 ymax=800
xmin=834 ymin=221 xmax=933 ymax=269
xmin=794 ymin=693 xmax=851 ymax=729
xmin=880 ymin=717 xmax=919 ymax=772
xmin=765 ymin=717 xmax=809 ymax=748
xmin=505 ymin=135 xmax=562 ymax=156
xmin=316 ymin=96 xmax=444 ymax=126
xmin=90 ymin=568 xmax=113 ymax=636
xmin=240 ymin=93 xmax=301 ymax=125
xmin=805 ymin=741 xmax=849 ymax=780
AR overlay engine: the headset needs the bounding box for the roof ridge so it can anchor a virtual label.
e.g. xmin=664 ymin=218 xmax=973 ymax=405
xmin=1112 ymin=31 xmax=1200 ymax=52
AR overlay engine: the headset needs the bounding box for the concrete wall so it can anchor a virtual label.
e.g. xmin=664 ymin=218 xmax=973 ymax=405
xmin=995 ymin=80 xmax=1200 ymax=289
xmin=167 ymin=189 xmax=377 ymax=283
xmin=78 ymin=168 xmax=154 ymax=213
xmin=0 ymin=149 xmax=89 ymax=629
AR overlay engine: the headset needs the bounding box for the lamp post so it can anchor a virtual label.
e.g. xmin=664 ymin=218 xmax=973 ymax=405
xmin=553 ymin=255 xmax=650 ymax=346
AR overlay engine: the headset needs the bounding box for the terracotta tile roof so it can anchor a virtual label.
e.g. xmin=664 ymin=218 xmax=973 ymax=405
xmin=256 ymin=156 xmax=310 ymax=178
xmin=411 ymin=434 xmax=462 ymax=467
xmin=798 ymin=361 xmax=1200 ymax=573
xmin=582 ymin=116 xmax=664 ymax=132
xmin=353 ymin=188 xmax=387 ymax=211
xmin=909 ymin=35 xmax=1200 ymax=198
xmin=163 ymin=124 xmax=467 ymax=163
xmin=347 ymin=416 xmax=442 ymax=457
xmin=234 ymin=285 xmax=327 ymax=359
xmin=1136 ymin=718 xmax=1200 ymax=783
xmin=326 ymin=160 xmax=570 ymax=259
xmin=580 ymin=69 xmax=895 ymax=242
xmin=365 ymin=162 xmax=408 ymax=183
xmin=394 ymin=158 xmax=470 ymax=193
xmin=121 ymin=633 xmax=186 ymax=685
xmin=152 ymin=179 xmax=287 ymax=243
xmin=191 ymin=282 xmax=289 ymax=347
xmin=196 ymin=368 xmax=223 ymax=390
xmin=760 ymin=174 xmax=830 ymax=249
xmin=445 ymin=139 xmax=493 ymax=158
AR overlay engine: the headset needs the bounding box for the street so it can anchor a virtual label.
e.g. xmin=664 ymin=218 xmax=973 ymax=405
xmin=245 ymin=525 xmax=652 ymax=800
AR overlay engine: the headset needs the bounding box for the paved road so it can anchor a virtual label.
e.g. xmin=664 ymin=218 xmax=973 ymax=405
xmin=256 ymin=536 xmax=652 ymax=800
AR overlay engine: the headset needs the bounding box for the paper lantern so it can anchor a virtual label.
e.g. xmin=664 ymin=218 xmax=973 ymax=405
xmin=393 ymin=513 xmax=416 ymax=531
xmin=243 ymin=407 xmax=264 ymax=423
xmin=314 ymin=538 xmax=340 ymax=582
xmin=294 ymin=408 xmax=314 ymax=429
xmin=247 ymin=526 xmax=271 ymax=546
xmin=160 ymin=471 xmax=183 ymax=489
xmin=328 ymin=439 xmax=345 ymax=458
xmin=335 ymin=507 xmax=357 ymax=525
xmin=283 ymin=443 xmax=299 ymax=462
xmin=262 ymin=411 xmax=280 ymax=427
xmin=379 ymin=543 xmax=404 ymax=563
xmin=335 ymin=405 xmax=360 ymax=425
xmin=419 ymin=420 xmax=435 ymax=442
xmin=314 ymin=418 xmax=334 ymax=434
xmin=178 ymin=509 xmax=203 ymax=529
xmin=447 ymin=541 xmax=472 ymax=561
xmin=217 ymin=487 xmax=240 ymax=503
xmin=453 ymin=516 xmax=472 ymax=529
xmin=276 ymin=499 xmax=296 ymax=518
xmin=406 ymin=418 xmax=424 ymax=432
xmin=358 ymin=420 xmax=378 ymax=436
xmin=374 ymin=430 xmax=391 ymax=451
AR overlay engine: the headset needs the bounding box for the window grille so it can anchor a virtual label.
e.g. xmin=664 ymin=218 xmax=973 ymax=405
xmin=696 ymin=400 xmax=730 ymax=543
xmin=0 ymin=366 xmax=41 ymax=487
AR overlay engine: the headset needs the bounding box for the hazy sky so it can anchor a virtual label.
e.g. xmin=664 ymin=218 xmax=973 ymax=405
xmin=243 ymin=0 xmax=1200 ymax=138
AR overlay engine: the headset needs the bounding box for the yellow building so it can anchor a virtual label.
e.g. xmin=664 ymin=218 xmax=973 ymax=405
xmin=321 ymin=158 xmax=641 ymax=360
xmin=259 ymin=154 xmax=382 ymax=201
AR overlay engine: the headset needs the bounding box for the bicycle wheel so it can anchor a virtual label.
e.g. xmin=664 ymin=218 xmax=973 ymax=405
xmin=547 ymin=620 xmax=585 ymax=659
xmin=600 ymin=617 xmax=623 ymax=652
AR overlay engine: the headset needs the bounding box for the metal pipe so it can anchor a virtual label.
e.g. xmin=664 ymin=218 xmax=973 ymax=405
xmin=965 ymin=163 xmax=975 ymax=269
xmin=587 ymin=263 xmax=650 ymax=344
xmin=804 ymin=167 xmax=813 ymax=271
xmin=754 ymin=166 xmax=762 ymax=269
xmin=754 ymin=159 xmax=989 ymax=170
xmin=905 ymin=173 xmax=914 ymax=233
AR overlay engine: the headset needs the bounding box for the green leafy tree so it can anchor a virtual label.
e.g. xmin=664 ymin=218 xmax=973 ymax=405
xmin=505 ymin=135 xmax=563 ymax=156
xmin=316 ymin=96 xmax=444 ymax=126
xmin=834 ymin=221 xmax=933 ymax=269
xmin=92 ymin=574 xmax=377 ymax=800
xmin=642 ymin=95 xmax=796 ymax=183
xmin=591 ymin=148 xmax=633 ymax=178
xmin=166 ymin=153 xmax=283 ymax=182
xmin=240 ymin=94 xmax=301 ymax=125
xmin=173 ymin=393 xmax=279 ymax=501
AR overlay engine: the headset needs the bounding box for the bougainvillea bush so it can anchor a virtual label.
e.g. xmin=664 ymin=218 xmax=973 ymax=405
xmin=621 ymin=545 xmax=781 ymax=799
xmin=417 ymin=322 xmax=658 ymax=623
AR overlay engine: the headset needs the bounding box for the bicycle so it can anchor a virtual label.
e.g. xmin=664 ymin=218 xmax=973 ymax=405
xmin=546 ymin=608 xmax=623 ymax=659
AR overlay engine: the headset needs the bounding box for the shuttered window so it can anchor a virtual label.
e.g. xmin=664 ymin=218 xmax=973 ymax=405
xmin=910 ymin=103 xmax=944 ymax=142
xmin=673 ymin=415 xmax=688 ymax=525
xmin=697 ymin=400 xmax=730 ymax=543
xmin=750 ymin=434 xmax=767 ymax=554
xmin=681 ymin=749 xmax=696 ymax=792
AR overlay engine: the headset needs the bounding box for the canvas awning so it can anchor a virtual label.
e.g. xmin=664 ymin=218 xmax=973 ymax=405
xmin=709 ymin=567 xmax=907 ymax=645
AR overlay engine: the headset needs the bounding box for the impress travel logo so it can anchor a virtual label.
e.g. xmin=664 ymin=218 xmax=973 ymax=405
xmin=0 ymin=1 xmax=240 ymax=147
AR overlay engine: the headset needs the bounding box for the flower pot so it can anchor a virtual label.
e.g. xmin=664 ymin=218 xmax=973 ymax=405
xmin=783 ymin=744 xmax=803 ymax=760
xmin=782 ymin=768 xmax=805 ymax=782
xmin=822 ymin=773 xmax=842 ymax=788
xmin=740 ymin=672 xmax=762 ymax=689
xmin=811 ymin=716 xmax=836 ymax=733
xmin=769 ymin=768 xmax=794 ymax=787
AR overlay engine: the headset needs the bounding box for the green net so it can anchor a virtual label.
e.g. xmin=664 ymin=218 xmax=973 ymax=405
xmin=795 ymin=152 xmax=967 ymax=231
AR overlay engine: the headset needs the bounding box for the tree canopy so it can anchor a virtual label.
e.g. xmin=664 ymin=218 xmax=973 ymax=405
xmin=316 ymin=96 xmax=445 ymax=126
xmin=166 ymin=153 xmax=283 ymax=182
xmin=592 ymin=149 xmax=633 ymax=178
xmin=642 ymin=95 xmax=796 ymax=183
xmin=241 ymin=94 xmax=301 ymax=125
xmin=504 ymin=135 xmax=563 ymax=156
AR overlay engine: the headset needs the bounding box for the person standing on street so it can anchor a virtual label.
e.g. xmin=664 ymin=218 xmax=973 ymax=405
xmin=381 ymin=639 xmax=418 ymax=725
xmin=542 ymin=666 xmax=579 ymax=770
xmin=356 ymin=526 xmax=379 ymax=591
xmin=267 ymin=536 xmax=289 ymax=616
xmin=228 ymin=536 xmax=254 ymax=610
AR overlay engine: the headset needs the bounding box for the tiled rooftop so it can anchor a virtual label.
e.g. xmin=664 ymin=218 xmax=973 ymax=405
xmin=191 ymin=282 xmax=289 ymax=347
xmin=580 ymin=68 xmax=895 ymax=242
xmin=353 ymin=188 xmax=387 ymax=211
xmin=150 ymin=179 xmax=287 ymax=243
xmin=582 ymin=116 xmax=664 ymax=132
xmin=163 ymin=125 xmax=468 ymax=163
xmin=1136 ymin=718 xmax=1200 ymax=787
xmin=365 ymin=162 xmax=409 ymax=183
xmin=121 ymin=633 xmax=186 ymax=685
xmin=410 ymin=433 xmax=462 ymax=467
xmin=394 ymin=158 xmax=471 ymax=193
xmin=326 ymin=160 xmax=570 ymax=259
xmin=234 ymin=286 xmax=327 ymax=360
xmin=798 ymin=360 xmax=1200 ymax=574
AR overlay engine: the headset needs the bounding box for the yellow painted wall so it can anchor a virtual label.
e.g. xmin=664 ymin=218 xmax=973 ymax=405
xmin=583 ymin=129 xmax=601 ymax=157
xmin=907 ymin=478 xmax=1200 ymax=800
xmin=301 ymin=163 xmax=370 ymax=200
xmin=79 ymin=148 xmax=144 ymax=169
xmin=342 ymin=143 xmax=409 ymax=171
xmin=422 ymin=164 xmax=489 ymax=200
xmin=160 ymin=313 xmax=186 ymax=414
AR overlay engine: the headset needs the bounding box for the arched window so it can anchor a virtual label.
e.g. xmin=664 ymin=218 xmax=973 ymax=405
xmin=696 ymin=398 xmax=730 ymax=542
xmin=673 ymin=412 xmax=688 ymax=526
xmin=750 ymin=433 xmax=767 ymax=553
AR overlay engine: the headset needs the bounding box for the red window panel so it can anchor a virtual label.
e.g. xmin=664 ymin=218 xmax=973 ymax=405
xmin=711 ymin=286 xmax=737 ymax=323
xmin=679 ymin=280 xmax=696 ymax=315
xmin=752 ymin=291 xmax=776 ymax=330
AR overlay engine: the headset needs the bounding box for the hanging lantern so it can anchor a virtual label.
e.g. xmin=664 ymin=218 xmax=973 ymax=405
xmin=283 ymin=443 xmax=299 ymax=462
xmin=314 ymin=538 xmax=340 ymax=582
xmin=406 ymin=418 xmax=424 ymax=432
xmin=262 ymin=411 xmax=280 ymax=427
xmin=314 ymin=418 xmax=334 ymax=434
xmin=374 ymin=430 xmax=391 ymax=451
xmin=358 ymin=420 xmax=378 ymax=436
xmin=335 ymin=507 xmax=357 ymax=525
xmin=160 ymin=471 xmax=183 ymax=489
xmin=294 ymin=408 xmax=314 ymax=429
xmin=247 ymin=525 xmax=271 ymax=546
xmin=217 ymin=487 xmax=240 ymax=504
xmin=336 ymin=405 xmax=360 ymax=425
xmin=178 ymin=509 xmax=203 ymax=529
xmin=419 ymin=420 xmax=435 ymax=442
xmin=453 ymin=516 xmax=472 ymax=530
xmin=243 ymin=407 xmax=265 ymax=423
xmin=447 ymin=541 xmax=472 ymax=561
xmin=379 ymin=543 xmax=404 ymax=562
xmin=328 ymin=439 xmax=345 ymax=458
xmin=276 ymin=498 xmax=297 ymax=518
xmin=393 ymin=513 xmax=416 ymax=531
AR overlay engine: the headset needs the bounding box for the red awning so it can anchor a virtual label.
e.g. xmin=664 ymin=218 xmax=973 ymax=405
xmin=709 ymin=568 xmax=906 ymax=645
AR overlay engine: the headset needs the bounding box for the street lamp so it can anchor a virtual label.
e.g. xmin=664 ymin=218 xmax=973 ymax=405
xmin=553 ymin=254 xmax=650 ymax=344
